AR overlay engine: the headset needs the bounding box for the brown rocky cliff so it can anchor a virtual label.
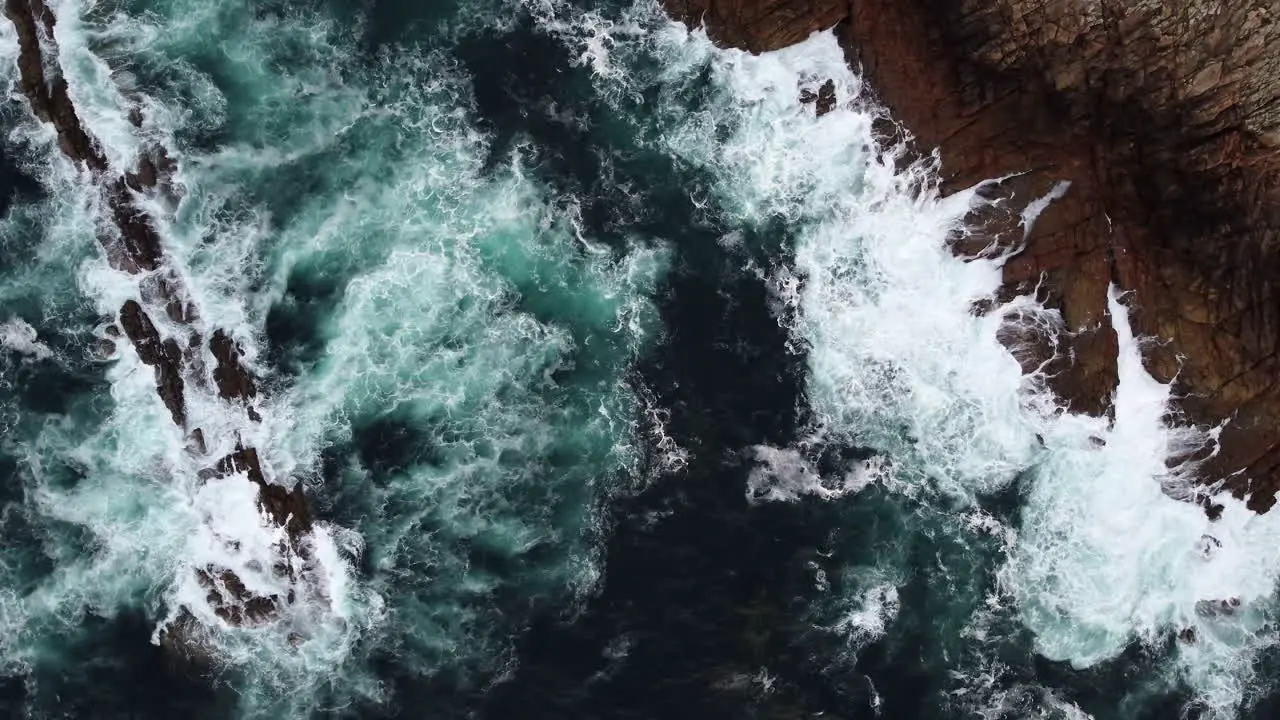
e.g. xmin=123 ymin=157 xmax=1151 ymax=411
xmin=663 ymin=0 xmax=1280 ymax=511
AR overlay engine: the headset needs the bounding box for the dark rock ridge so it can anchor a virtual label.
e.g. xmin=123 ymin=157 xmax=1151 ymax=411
xmin=4 ymin=0 xmax=317 ymax=636
xmin=119 ymin=299 xmax=186 ymax=426
xmin=663 ymin=0 xmax=1280 ymax=512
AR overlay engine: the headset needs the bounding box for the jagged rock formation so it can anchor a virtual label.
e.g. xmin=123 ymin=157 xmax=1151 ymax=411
xmin=663 ymin=0 xmax=1280 ymax=512
xmin=4 ymin=0 xmax=317 ymax=638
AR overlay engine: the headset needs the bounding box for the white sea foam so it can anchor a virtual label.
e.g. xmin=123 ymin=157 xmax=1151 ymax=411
xmin=0 ymin=318 xmax=53 ymax=360
xmin=1003 ymin=288 xmax=1280 ymax=715
xmin=602 ymin=26 xmax=1054 ymax=500
xmin=583 ymin=18 xmax=1280 ymax=715
xmin=27 ymin=0 xmax=363 ymax=657
xmin=549 ymin=5 xmax=1051 ymax=671
xmin=0 ymin=0 xmax=667 ymax=715
xmin=48 ymin=0 xmax=145 ymax=172
xmin=828 ymin=582 xmax=901 ymax=646
xmin=1021 ymin=180 xmax=1072 ymax=240
xmin=746 ymin=444 xmax=881 ymax=503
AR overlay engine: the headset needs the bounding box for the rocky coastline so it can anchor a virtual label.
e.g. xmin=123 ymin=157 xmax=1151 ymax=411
xmin=4 ymin=0 xmax=316 ymax=646
xmin=663 ymin=0 xmax=1280 ymax=514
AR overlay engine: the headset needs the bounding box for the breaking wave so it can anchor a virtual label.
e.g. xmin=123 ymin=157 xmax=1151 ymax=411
xmin=0 ymin=0 xmax=665 ymax=715
xmin=554 ymin=13 xmax=1280 ymax=718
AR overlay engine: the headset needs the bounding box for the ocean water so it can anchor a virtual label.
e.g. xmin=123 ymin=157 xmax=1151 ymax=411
xmin=1 ymin=0 xmax=1279 ymax=718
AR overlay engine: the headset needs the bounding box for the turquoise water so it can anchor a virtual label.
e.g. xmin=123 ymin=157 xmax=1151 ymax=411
xmin=0 ymin=0 xmax=667 ymax=714
xmin=1 ymin=0 xmax=1279 ymax=718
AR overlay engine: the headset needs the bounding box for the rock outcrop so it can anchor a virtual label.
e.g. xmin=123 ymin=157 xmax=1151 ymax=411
xmin=663 ymin=0 xmax=1280 ymax=512
xmin=4 ymin=0 xmax=318 ymax=640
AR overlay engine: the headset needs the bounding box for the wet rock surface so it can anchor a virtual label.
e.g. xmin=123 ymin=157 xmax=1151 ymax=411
xmin=799 ymin=78 xmax=837 ymax=116
xmin=209 ymin=329 xmax=258 ymax=405
xmin=4 ymin=0 xmax=314 ymax=635
xmin=208 ymin=447 xmax=313 ymax=538
xmin=663 ymin=0 xmax=1280 ymax=512
xmin=119 ymin=299 xmax=187 ymax=426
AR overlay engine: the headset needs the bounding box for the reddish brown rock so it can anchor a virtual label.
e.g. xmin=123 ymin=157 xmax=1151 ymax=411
xmin=104 ymin=179 xmax=164 ymax=273
xmin=664 ymin=0 xmax=1280 ymax=511
xmin=194 ymin=445 xmax=314 ymax=628
xmin=196 ymin=567 xmax=282 ymax=626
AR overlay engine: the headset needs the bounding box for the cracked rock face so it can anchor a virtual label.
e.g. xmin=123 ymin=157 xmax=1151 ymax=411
xmin=664 ymin=0 xmax=1280 ymax=510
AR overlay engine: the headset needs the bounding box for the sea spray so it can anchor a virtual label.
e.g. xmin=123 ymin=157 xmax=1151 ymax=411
xmin=0 ymin=0 xmax=669 ymax=715
xmin=10 ymin=0 xmax=364 ymax=670
xmin=527 ymin=15 xmax=1055 ymax=709
xmin=553 ymin=13 xmax=1280 ymax=716
xmin=1003 ymin=287 xmax=1280 ymax=716
xmin=568 ymin=20 xmax=1052 ymax=496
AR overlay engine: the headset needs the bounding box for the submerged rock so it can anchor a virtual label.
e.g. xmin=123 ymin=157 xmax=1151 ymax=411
xmin=799 ymin=78 xmax=837 ymax=116
xmin=3 ymin=0 xmax=317 ymax=646
xmin=663 ymin=0 xmax=1280 ymax=513
xmin=1195 ymin=597 xmax=1242 ymax=618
